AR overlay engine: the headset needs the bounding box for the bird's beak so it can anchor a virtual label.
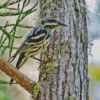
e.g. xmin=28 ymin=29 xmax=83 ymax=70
xmin=58 ymin=22 xmax=68 ymax=27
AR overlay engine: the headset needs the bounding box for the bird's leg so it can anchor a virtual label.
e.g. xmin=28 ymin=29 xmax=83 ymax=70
xmin=30 ymin=56 xmax=44 ymax=62
xmin=31 ymin=55 xmax=54 ymax=63
xmin=34 ymin=57 xmax=44 ymax=62
xmin=34 ymin=55 xmax=54 ymax=63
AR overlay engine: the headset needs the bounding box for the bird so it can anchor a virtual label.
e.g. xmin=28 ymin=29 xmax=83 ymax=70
xmin=10 ymin=17 xmax=67 ymax=85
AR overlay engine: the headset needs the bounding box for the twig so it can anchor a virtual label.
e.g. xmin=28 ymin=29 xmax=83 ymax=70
xmin=0 ymin=46 xmax=19 ymax=49
xmin=0 ymin=56 xmax=36 ymax=93
xmin=4 ymin=24 xmax=35 ymax=28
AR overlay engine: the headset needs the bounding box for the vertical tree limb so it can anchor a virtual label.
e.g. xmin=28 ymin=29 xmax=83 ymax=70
xmin=37 ymin=0 xmax=88 ymax=100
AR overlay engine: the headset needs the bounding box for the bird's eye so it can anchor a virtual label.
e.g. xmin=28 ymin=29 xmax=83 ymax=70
xmin=44 ymin=25 xmax=57 ymax=29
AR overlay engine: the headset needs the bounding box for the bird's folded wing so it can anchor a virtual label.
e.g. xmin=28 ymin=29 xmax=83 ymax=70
xmin=10 ymin=29 xmax=48 ymax=62
xmin=10 ymin=43 xmax=32 ymax=62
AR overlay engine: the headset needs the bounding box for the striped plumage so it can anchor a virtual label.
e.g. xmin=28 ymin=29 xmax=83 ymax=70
xmin=10 ymin=18 xmax=67 ymax=85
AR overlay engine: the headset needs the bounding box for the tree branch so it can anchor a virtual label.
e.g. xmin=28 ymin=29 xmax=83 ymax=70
xmin=0 ymin=56 xmax=37 ymax=94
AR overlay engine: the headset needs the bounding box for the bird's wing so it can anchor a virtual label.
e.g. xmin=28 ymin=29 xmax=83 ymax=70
xmin=10 ymin=43 xmax=31 ymax=62
xmin=10 ymin=28 xmax=48 ymax=62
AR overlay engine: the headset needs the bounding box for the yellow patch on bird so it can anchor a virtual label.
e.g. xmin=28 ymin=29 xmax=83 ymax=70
xmin=44 ymin=22 xmax=57 ymax=26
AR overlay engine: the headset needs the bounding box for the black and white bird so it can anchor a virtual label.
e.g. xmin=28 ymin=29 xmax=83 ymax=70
xmin=10 ymin=17 xmax=67 ymax=85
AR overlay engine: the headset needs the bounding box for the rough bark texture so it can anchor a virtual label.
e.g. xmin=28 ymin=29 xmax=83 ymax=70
xmin=37 ymin=0 xmax=88 ymax=100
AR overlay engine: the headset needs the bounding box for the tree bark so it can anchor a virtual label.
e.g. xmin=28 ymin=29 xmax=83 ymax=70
xmin=37 ymin=0 xmax=88 ymax=100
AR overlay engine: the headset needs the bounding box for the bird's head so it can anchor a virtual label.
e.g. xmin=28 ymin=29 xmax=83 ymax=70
xmin=39 ymin=18 xmax=67 ymax=31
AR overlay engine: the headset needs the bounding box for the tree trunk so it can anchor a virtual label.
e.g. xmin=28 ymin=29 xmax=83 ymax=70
xmin=37 ymin=0 xmax=88 ymax=100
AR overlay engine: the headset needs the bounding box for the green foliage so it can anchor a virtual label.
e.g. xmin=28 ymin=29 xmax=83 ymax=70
xmin=0 ymin=79 xmax=17 ymax=84
xmin=88 ymin=63 xmax=100 ymax=81
xmin=0 ymin=75 xmax=11 ymax=100
xmin=0 ymin=89 xmax=10 ymax=100
xmin=0 ymin=0 xmax=38 ymax=61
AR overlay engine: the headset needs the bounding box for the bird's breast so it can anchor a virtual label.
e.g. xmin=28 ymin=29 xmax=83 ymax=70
xmin=24 ymin=31 xmax=54 ymax=58
xmin=24 ymin=39 xmax=50 ymax=58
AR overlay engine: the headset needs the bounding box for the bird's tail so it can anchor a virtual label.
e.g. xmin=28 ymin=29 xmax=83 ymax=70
xmin=10 ymin=52 xmax=27 ymax=85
